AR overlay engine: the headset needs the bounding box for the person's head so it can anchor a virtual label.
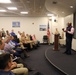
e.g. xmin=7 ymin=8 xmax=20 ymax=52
xmin=2 ymin=28 xmax=4 ymax=31
xmin=56 ymin=28 xmax=58 ymax=31
xmin=0 ymin=53 xmax=12 ymax=70
xmin=11 ymin=35 xmax=15 ymax=40
xmin=18 ymin=31 xmax=21 ymax=34
xmin=0 ymin=40 xmax=5 ymax=50
xmin=6 ymin=30 xmax=9 ymax=34
xmin=4 ymin=36 xmax=11 ymax=43
xmin=11 ymin=29 xmax=14 ymax=32
xmin=26 ymin=34 xmax=29 ymax=36
xmin=67 ymin=22 xmax=72 ymax=26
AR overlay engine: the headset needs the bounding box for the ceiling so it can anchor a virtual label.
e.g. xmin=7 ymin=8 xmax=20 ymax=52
xmin=0 ymin=0 xmax=76 ymax=17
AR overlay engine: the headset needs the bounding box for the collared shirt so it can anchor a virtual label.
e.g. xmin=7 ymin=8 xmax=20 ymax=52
xmin=4 ymin=43 xmax=13 ymax=53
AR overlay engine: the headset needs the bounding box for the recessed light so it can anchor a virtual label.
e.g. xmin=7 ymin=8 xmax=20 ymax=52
xmin=7 ymin=7 xmax=17 ymax=10
xmin=47 ymin=14 xmax=54 ymax=16
xmin=0 ymin=10 xmax=7 ymax=12
xmin=70 ymin=6 xmax=73 ymax=8
xmin=0 ymin=0 xmax=11 ymax=3
xmin=20 ymin=12 xmax=28 ymax=14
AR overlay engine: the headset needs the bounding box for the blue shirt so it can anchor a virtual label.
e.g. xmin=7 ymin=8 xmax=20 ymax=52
xmin=10 ymin=32 xmax=16 ymax=37
xmin=0 ymin=70 xmax=15 ymax=75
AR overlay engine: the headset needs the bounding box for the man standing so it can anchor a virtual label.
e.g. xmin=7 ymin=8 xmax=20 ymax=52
xmin=62 ymin=22 xmax=74 ymax=55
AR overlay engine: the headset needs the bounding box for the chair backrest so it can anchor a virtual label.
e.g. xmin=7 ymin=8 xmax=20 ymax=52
xmin=43 ymin=35 xmax=48 ymax=39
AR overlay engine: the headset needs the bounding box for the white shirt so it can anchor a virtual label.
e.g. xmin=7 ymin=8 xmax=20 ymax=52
xmin=68 ymin=27 xmax=74 ymax=34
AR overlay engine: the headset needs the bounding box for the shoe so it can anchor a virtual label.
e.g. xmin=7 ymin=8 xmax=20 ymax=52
xmin=66 ymin=53 xmax=72 ymax=55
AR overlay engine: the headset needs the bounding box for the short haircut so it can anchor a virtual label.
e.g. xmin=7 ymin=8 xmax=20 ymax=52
xmin=68 ymin=22 xmax=72 ymax=26
xmin=0 ymin=53 xmax=11 ymax=69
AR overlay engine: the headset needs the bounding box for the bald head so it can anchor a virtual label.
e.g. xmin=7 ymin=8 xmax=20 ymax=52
xmin=3 ymin=36 xmax=11 ymax=43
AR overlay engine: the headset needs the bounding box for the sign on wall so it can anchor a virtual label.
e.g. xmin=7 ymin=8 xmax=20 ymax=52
xmin=39 ymin=25 xmax=46 ymax=31
xmin=12 ymin=21 xmax=20 ymax=27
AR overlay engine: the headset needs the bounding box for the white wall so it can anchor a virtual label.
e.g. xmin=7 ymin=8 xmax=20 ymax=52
xmin=64 ymin=14 xmax=73 ymax=27
xmin=0 ymin=16 xmax=64 ymax=43
xmin=72 ymin=39 xmax=76 ymax=50
xmin=51 ymin=17 xmax=64 ymax=43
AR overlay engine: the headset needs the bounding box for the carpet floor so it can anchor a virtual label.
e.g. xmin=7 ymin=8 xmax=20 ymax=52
xmin=45 ymin=45 xmax=76 ymax=75
xmin=24 ymin=45 xmax=66 ymax=75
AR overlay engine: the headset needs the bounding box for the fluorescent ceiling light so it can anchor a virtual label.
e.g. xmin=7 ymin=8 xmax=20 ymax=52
xmin=0 ymin=10 xmax=7 ymax=12
xmin=7 ymin=7 xmax=17 ymax=10
xmin=0 ymin=0 xmax=11 ymax=3
xmin=47 ymin=14 xmax=54 ymax=16
xmin=20 ymin=12 xmax=28 ymax=14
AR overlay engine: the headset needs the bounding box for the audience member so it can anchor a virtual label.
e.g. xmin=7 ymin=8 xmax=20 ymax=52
xmin=17 ymin=31 xmax=21 ymax=38
xmin=0 ymin=39 xmax=33 ymax=72
xmin=6 ymin=30 xmax=10 ymax=37
xmin=1 ymin=28 xmax=6 ymax=38
xmin=0 ymin=53 xmax=15 ymax=75
xmin=32 ymin=34 xmax=40 ymax=47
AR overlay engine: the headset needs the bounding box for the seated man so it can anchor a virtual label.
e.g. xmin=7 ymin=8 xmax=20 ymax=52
xmin=0 ymin=52 xmax=28 ymax=75
xmin=0 ymin=53 xmax=15 ymax=75
xmin=20 ymin=33 xmax=37 ymax=50
xmin=4 ymin=36 xmax=29 ymax=58
xmin=0 ymin=40 xmax=32 ymax=73
xmin=11 ymin=61 xmax=28 ymax=75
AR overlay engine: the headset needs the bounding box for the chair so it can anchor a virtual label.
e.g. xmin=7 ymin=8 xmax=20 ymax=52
xmin=43 ymin=35 xmax=48 ymax=44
